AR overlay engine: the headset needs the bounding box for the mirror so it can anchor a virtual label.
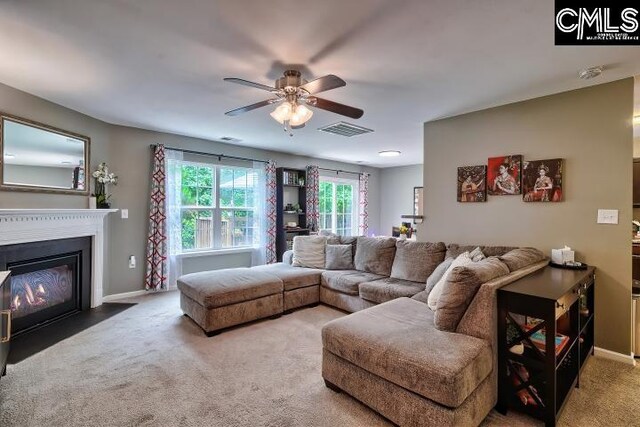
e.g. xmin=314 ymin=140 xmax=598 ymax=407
xmin=413 ymin=186 xmax=424 ymax=224
xmin=0 ymin=114 xmax=90 ymax=195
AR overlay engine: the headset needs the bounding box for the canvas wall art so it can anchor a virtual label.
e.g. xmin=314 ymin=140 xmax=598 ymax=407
xmin=487 ymin=155 xmax=522 ymax=195
xmin=457 ymin=165 xmax=487 ymax=202
xmin=522 ymin=159 xmax=563 ymax=202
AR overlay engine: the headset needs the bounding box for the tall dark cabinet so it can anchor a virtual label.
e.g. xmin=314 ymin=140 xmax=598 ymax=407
xmin=497 ymin=266 xmax=595 ymax=427
xmin=276 ymin=167 xmax=310 ymax=261
xmin=0 ymin=271 xmax=11 ymax=378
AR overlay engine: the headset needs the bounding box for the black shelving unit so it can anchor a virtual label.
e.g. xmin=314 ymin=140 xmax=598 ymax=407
xmin=497 ymin=266 xmax=595 ymax=427
xmin=276 ymin=167 xmax=309 ymax=261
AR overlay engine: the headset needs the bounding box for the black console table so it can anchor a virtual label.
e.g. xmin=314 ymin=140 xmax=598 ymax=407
xmin=0 ymin=271 xmax=11 ymax=379
xmin=497 ymin=266 xmax=595 ymax=427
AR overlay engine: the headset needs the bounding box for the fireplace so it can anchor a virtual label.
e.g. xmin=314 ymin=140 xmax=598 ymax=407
xmin=0 ymin=237 xmax=91 ymax=336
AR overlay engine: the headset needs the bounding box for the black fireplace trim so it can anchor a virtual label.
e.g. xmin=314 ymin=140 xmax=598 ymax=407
xmin=0 ymin=237 xmax=92 ymax=335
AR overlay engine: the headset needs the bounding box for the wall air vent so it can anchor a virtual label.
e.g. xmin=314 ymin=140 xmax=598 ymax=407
xmin=318 ymin=122 xmax=373 ymax=137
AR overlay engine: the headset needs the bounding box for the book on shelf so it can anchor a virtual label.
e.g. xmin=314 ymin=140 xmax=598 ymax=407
xmin=523 ymin=324 xmax=570 ymax=356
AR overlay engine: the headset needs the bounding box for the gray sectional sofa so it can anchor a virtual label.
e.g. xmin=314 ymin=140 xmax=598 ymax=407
xmin=177 ymin=236 xmax=548 ymax=426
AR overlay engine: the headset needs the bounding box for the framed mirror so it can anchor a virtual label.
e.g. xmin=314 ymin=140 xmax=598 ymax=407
xmin=413 ymin=186 xmax=424 ymax=224
xmin=0 ymin=114 xmax=90 ymax=195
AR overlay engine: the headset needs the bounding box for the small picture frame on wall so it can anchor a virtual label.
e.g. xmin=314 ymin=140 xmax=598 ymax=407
xmin=487 ymin=155 xmax=522 ymax=195
xmin=457 ymin=165 xmax=487 ymax=202
xmin=522 ymin=158 xmax=563 ymax=202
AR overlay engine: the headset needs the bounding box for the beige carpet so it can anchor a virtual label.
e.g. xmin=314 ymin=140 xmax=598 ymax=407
xmin=0 ymin=291 xmax=638 ymax=427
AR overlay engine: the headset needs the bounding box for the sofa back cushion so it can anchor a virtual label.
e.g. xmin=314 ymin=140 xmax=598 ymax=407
xmin=325 ymin=244 xmax=354 ymax=270
xmin=434 ymin=257 xmax=509 ymax=332
xmin=499 ymin=247 xmax=546 ymax=272
xmin=446 ymin=243 xmax=516 ymax=259
xmin=292 ymin=236 xmax=327 ymax=268
xmin=354 ymin=236 xmax=397 ymax=276
xmin=390 ymin=240 xmax=446 ymax=283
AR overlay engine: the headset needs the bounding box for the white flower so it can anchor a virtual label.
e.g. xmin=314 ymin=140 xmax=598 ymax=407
xmin=92 ymin=171 xmax=101 ymax=178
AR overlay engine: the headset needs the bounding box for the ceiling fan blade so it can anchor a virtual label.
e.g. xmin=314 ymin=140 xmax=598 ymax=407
xmin=223 ymin=77 xmax=276 ymax=92
xmin=225 ymin=99 xmax=278 ymax=116
xmin=307 ymin=97 xmax=363 ymax=119
xmin=299 ymin=75 xmax=346 ymax=95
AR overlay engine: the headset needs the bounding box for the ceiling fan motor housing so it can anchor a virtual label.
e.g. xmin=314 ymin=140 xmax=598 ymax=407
xmin=276 ymin=70 xmax=307 ymax=93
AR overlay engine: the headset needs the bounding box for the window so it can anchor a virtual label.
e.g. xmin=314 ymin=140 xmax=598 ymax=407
xmin=179 ymin=162 xmax=259 ymax=252
xmin=319 ymin=177 xmax=359 ymax=236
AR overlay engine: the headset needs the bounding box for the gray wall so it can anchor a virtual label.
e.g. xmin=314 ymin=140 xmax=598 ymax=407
xmin=379 ymin=164 xmax=423 ymax=236
xmin=4 ymin=164 xmax=75 ymax=189
xmin=107 ymin=125 xmax=381 ymax=295
xmin=422 ymin=79 xmax=634 ymax=355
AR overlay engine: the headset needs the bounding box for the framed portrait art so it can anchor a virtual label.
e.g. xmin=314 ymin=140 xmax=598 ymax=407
xmin=487 ymin=155 xmax=522 ymax=195
xmin=457 ymin=165 xmax=487 ymax=202
xmin=522 ymin=158 xmax=563 ymax=202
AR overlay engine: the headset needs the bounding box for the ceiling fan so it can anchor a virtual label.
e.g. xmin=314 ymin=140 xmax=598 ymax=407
xmin=223 ymin=70 xmax=363 ymax=135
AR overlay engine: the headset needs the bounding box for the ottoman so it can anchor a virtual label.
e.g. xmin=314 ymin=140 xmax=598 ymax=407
xmin=177 ymin=268 xmax=284 ymax=336
xmin=251 ymin=263 xmax=322 ymax=312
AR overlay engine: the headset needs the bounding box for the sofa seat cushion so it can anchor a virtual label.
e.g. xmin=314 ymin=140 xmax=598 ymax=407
xmin=251 ymin=263 xmax=322 ymax=291
xmin=321 ymin=298 xmax=492 ymax=408
xmin=358 ymin=277 xmax=425 ymax=304
xmin=321 ymin=270 xmax=386 ymax=296
xmin=177 ymin=268 xmax=283 ymax=308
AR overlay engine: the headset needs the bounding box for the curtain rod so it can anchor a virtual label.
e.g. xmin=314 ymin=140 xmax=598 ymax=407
xmin=151 ymin=144 xmax=268 ymax=164
xmin=318 ymin=167 xmax=368 ymax=176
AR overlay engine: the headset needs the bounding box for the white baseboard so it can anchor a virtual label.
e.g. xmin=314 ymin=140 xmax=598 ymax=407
xmin=594 ymin=346 xmax=637 ymax=366
xmin=102 ymin=290 xmax=147 ymax=302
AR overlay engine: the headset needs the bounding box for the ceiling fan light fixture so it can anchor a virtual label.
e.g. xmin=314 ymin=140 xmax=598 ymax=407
xmin=289 ymin=104 xmax=313 ymax=127
xmin=270 ymin=102 xmax=293 ymax=124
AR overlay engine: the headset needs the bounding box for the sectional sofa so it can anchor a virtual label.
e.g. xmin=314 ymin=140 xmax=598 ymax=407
xmin=177 ymin=236 xmax=547 ymax=426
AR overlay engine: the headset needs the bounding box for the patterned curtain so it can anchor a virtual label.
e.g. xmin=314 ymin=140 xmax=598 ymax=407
xmin=265 ymin=161 xmax=277 ymax=264
xmin=358 ymin=172 xmax=369 ymax=236
xmin=145 ymin=144 xmax=168 ymax=290
xmin=306 ymin=165 xmax=320 ymax=232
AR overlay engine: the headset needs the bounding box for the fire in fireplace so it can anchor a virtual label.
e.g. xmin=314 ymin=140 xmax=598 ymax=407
xmin=0 ymin=237 xmax=91 ymax=336
xmin=11 ymin=265 xmax=74 ymax=320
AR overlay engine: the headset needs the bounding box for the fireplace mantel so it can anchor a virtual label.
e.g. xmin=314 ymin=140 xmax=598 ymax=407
xmin=0 ymin=209 xmax=117 ymax=307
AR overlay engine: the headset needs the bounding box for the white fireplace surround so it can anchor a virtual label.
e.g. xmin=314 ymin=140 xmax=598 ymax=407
xmin=0 ymin=209 xmax=117 ymax=308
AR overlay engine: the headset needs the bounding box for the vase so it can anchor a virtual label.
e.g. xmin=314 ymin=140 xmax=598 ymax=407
xmin=97 ymin=200 xmax=111 ymax=209
xmin=88 ymin=196 xmax=97 ymax=209
xmin=399 ymin=234 xmax=407 ymax=240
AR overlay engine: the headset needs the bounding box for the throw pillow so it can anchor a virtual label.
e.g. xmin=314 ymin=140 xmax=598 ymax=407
xmin=325 ymin=244 xmax=354 ymax=270
xmin=292 ymin=236 xmax=327 ymax=268
xmin=390 ymin=240 xmax=446 ymax=283
xmin=353 ymin=236 xmax=397 ymax=276
xmin=434 ymin=257 xmax=510 ymax=332
xmin=469 ymin=247 xmax=486 ymax=262
xmin=427 ymin=252 xmax=473 ymax=311
xmin=499 ymin=248 xmax=545 ymax=272
xmin=424 ymin=257 xmax=454 ymax=296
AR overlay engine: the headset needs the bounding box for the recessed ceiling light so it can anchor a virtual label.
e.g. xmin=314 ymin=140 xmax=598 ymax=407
xmin=4 ymin=153 xmax=15 ymax=158
xmin=578 ymin=66 xmax=603 ymax=80
xmin=378 ymin=150 xmax=401 ymax=157
xmin=61 ymin=161 xmax=72 ymax=165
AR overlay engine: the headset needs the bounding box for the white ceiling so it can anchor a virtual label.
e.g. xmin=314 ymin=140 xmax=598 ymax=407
xmin=0 ymin=0 xmax=639 ymax=167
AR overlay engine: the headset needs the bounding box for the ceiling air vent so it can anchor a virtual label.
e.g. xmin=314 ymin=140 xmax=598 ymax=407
xmin=220 ymin=136 xmax=241 ymax=143
xmin=318 ymin=121 xmax=373 ymax=137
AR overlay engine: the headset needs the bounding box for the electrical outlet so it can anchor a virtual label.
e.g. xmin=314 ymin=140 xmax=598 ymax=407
xmin=597 ymin=209 xmax=618 ymax=224
xmin=128 ymin=255 xmax=136 ymax=269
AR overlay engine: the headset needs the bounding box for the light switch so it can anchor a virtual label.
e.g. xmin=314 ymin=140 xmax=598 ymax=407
xmin=128 ymin=255 xmax=136 ymax=269
xmin=597 ymin=209 xmax=618 ymax=224
xmin=121 ymin=209 xmax=129 ymax=219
